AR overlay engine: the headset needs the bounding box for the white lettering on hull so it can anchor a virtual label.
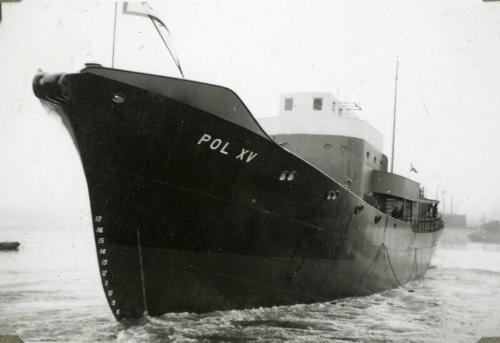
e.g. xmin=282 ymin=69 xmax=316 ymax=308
xmin=209 ymin=139 xmax=222 ymax=150
xmin=197 ymin=133 xmax=211 ymax=145
xmin=196 ymin=133 xmax=258 ymax=163
xmin=235 ymin=148 xmax=258 ymax=163
xmin=220 ymin=142 xmax=230 ymax=155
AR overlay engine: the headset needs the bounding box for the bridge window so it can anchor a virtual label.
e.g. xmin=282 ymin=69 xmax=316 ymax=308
xmin=313 ymin=97 xmax=323 ymax=111
xmin=284 ymin=98 xmax=294 ymax=111
xmin=332 ymin=101 xmax=336 ymax=111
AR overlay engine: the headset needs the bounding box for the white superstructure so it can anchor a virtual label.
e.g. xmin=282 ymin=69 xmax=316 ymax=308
xmin=259 ymin=92 xmax=383 ymax=151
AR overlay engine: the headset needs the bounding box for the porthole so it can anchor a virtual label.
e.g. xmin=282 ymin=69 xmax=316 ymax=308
xmin=354 ymin=205 xmax=364 ymax=214
xmin=326 ymin=190 xmax=340 ymax=200
xmin=112 ymin=93 xmax=125 ymax=104
xmin=324 ymin=143 xmax=332 ymax=150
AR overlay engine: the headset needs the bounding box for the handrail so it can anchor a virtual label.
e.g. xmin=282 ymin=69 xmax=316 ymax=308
xmin=386 ymin=213 xmax=443 ymax=233
xmin=409 ymin=216 xmax=443 ymax=233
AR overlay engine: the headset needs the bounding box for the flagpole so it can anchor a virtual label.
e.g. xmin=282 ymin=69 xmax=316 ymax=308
xmin=111 ymin=1 xmax=118 ymax=68
xmin=390 ymin=59 xmax=399 ymax=173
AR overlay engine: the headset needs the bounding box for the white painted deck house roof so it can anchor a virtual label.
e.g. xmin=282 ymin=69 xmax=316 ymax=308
xmin=259 ymin=92 xmax=383 ymax=151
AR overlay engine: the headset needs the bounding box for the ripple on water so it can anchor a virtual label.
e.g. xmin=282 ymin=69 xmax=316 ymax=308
xmin=2 ymin=232 xmax=500 ymax=342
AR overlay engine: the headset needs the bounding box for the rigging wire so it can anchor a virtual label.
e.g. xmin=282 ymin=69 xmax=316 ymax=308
xmin=111 ymin=1 xmax=118 ymax=68
xmin=148 ymin=14 xmax=184 ymax=78
xmin=121 ymin=1 xmax=185 ymax=78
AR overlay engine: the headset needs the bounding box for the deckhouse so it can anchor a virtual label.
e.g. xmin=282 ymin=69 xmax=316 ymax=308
xmin=259 ymin=92 xmax=439 ymax=228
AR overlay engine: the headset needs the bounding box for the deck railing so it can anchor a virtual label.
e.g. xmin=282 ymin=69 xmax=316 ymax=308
xmin=409 ymin=216 xmax=444 ymax=233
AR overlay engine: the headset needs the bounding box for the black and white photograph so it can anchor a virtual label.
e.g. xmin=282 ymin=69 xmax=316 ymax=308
xmin=1 ymin=1 xmax=500 ymax=342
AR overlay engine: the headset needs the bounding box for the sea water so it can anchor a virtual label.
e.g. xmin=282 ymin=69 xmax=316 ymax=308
xmin=1 ymin=229 xmax=499 ymax=343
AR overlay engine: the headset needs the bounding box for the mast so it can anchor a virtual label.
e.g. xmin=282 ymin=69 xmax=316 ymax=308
xmin=442 ymin=189 xmax=446 ymax=215
xmin=111 ymin=1 xmax=118 ymax=68
xmin=390 ymin=59 xmax=399 ymax=173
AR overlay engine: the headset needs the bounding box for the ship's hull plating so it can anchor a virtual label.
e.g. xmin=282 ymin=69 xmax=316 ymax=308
xmin=34 ymin=68 xmax=442 ymax=320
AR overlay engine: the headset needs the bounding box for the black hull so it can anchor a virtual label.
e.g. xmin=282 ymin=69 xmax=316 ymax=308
xmin=33 ymin=67 xmax=443 ymax=320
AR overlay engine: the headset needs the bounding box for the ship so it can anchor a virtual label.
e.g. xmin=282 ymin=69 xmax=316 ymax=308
xmin=33 ymin=65 xmax=443 ymax=320
xmin=468 ymin=221 xmax=500 ymax=244
xmin=0 ymin=241 xmax=20 ymax=251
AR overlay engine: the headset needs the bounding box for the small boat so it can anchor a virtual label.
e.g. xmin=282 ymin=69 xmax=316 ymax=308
xmin=0 ymin=241 xmax=20 ymax=251
xmin=468 ymin=221 xmax=500 ymax=244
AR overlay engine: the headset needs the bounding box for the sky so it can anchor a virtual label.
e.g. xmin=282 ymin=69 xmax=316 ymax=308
xmin=1 ymin=0 xmax=500 ymax=230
